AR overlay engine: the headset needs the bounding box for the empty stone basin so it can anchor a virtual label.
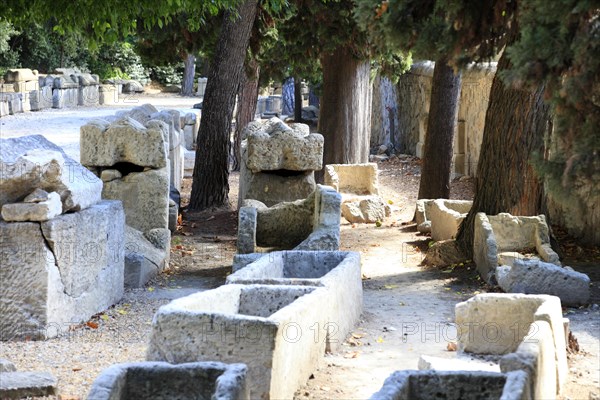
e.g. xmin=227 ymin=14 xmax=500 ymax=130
xmin=227 ymin=250 xmax=362 ymax=352
xmin=428 ymin=199 xmax=472 ymax=241
xmin=147 ymin=284 xmax=328 ymax=400
xmin=87 ymin=361 xmax=248 ymax=400
xmin=371 ymin=370 xmax=529 ymax=400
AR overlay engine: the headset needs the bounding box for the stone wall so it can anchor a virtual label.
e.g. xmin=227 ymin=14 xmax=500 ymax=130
xmin=393 ymin=61 xmax=496 ymax=177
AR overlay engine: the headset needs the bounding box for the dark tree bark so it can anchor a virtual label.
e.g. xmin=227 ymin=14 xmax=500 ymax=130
xmin=456 ymin=43 xmax=550 ymax=258
xmin=231 ymin=60 xmax=260 ymax=172
xmin=417 ymin=59 xmax=462 ymax=200
xmin=181 ymin=53 xmax=196 ymax=96
xmin=282 ymin=77 xmax=295 ymax=116
xmin=319 ymin=46 xmax=372 ymax=170
xmin=189 ymin=0 xmax=258 ymax=210
xmin=294 ymin=76 xmax=303 ymax=122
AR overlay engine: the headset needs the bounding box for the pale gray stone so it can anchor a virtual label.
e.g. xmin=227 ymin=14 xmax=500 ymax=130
xmin=417 ymin=220 xmax=431 ymax=233
xmin=88 ymin=361 xmax=248 ymax=400
xmin=80 ymin=117 xmax=168 ymax=168
xmin=0 ymin=200 xmax=124 ymax=340
xmin=0 ymin=135 xmax=102 ymax=212
xmin=102 ymin=167 xmax=169 ymax=234
xmin=144 ymin=228 xmax=171 ymax=254
xmin=237 ymin=207 xmax=257 ymax=254
xmin=147 ymin=285 xmax=328 ymax=400
xmin=0 ymin=359 xmax=16 ymax=372
xmin=244 ymin=118 xmax=323 ymax=172
xmin=497 ymin=259 xmax=590 ymax=306
xmin=429 ymin=199 xmax=472 ymax=241
xmin=100 ymin=169 xmax=122 ymax=182
xmin=1 ymin=191 xmax=62 ymax=222
xmin=324 ymin=163 xmax=380 ymax=196
xmin=370 ymin=370 xmax=529 ymax=400
xmin=124 ymin=226 xmax=167 ymax=287
xmin=0 ymin=371 xmax=57 ymax=398
xmin=23 ymin=188 xmax=49 ymax=203
xmin=341 ymin=195 xmax=391 ymax=224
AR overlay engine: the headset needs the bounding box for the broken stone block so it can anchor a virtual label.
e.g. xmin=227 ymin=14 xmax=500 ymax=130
xmin=168 ymin=200 xmax=178 ymax=233
xmin=341 ymin=195 xmax=391 ymax=223
xmin=0 ymin=135 xmax=102 ymax=212
xmin=227 ymin=250 xmax=362 ymax=352
xmin=414 ymin=199 xmax=434 ymax=225
xmin=147 ymin=284 xmax=328 ymax=400
xmin=324 ymin=163 xmax=379 ymax=196
xmin=473 ymin=213 xmax=561 ymax=283
xmin=80 ymin=117 xmax=168 ymax=169
xmin=78 ymin=85 xmax=100 ymax=106
xmin=1 ymin=191 xmax=62 ymax=222
xmin=237 ymin=206 xmax=257 ymax=254
xmin=30 ymin=86 xmax=53 ymax=111
xmin=144 ymin=228 xmax=171 ymax=254
xmin=0 ymin=200 xmax=125 ymax=340
xmin=496 ymin=259 xmax=590 ymax=306
xmin=4 ymin=68 xmax=38 ymax=83
xmin=98 ymin=84 xmax=119 ymax=105
xmin=370 ymin=370 xmax=529 ymax=400
xmin=0 ymin=371 xmax=57 ymax=398
xmin=23 ymin=188 xmax=49 ymax=203
xmin=87 ymin=361 xmax=249 ymax=400
xmin=428 ymin=199 xmax=472 ymax=241
xmin=102 ymin=167 xmax=169 ymax=234
xmin=184 ymin=149 xmax=195 ymax=178
xmin=124 ymin=226 xmax=168 ymax=288
xmin=244 ymin=118 xmax=323 ymax=172
xmin=417 ymin=220 xmax=431 ymax=234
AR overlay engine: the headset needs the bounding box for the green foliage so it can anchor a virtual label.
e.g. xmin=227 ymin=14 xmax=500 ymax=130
xmin=88 ymin=42 xmax=150 ymax=82
xmin=354 ymin=0 xmax=512 ymax=65
xmin=150 ymin=64 xmax=185 ymax=85
xmin=0 ymin=20 xmax=20 ymax=75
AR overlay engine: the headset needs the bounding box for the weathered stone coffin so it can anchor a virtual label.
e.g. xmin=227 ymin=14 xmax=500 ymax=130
xmin=0 ymin=200 xmax=125 ymax=340
xmin=227 ymin=250 xmax=362 ymax=351
xmin=147 ymin=284 xmax=328 ymax=400
xmin=370 ymin=370 xmax=529 ymax=400
xmin=455 ymin=293 xmax=568 ymax=397
xmin=87 ymin=361 xmax=249 ymax=400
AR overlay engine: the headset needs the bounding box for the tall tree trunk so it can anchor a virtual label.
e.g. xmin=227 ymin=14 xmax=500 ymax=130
xmin=417 ymin=59 xmax=462 ymax=200
xmin=231 ymin=60 xmax=260 ymax=172
xmin=294 ymin=76 xmax=303 ymax=122
xmin=319 ymin=46 xmax=372 ymax=171
xmin=189 ymin=0 xmax=258 ymax=210
xmin=181 ymin=53 xmax=196 ymax=96
xmin=456 ymin=43 xmax=550 ymax=258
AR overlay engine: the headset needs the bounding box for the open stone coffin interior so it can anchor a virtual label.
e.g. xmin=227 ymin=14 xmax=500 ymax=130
xmin=226 ymin=250 xmax=362 ymax=352
xmin=370 ymin=370 xmax=529 ymax=400
xmin=146 ymin=284 xmax=328 ymax=400
xmin=87 ymin=361 xmax=248 ymax=400
xmin=450 ymin=293 xmax=567 ymax=399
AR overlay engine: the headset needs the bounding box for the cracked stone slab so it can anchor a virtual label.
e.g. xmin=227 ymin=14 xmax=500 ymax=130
xmin=0 ymin=135 xmax=102 ymax=212
xmin=1 ymin=191 xmax=62 ymax=222
xmin=0 ymin=371 xmax=57 ymax=398
xmin=0 ymin=200 xmax=125 ymax=340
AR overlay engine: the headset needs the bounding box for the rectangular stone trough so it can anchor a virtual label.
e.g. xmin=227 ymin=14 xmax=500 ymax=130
xmin=87 ymin=361 xmax=248 ymax=400
xmin=428 ymin=199 xmax=472 ymax=241
xmin=455 ymin=293 xmax=568 ymax=399
xmin=227 ymin=250 xmax=362 ymax=351
xmin=146 ymin=284 xmax=328 ymax=400
xmin=370 ymin=370 xmax=529 ymax=400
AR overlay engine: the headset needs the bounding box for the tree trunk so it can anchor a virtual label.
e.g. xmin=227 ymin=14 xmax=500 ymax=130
xmin=181 ymin=53 xmax=196 ymax=96
xmin=189 ymin=0 xmax=258 ymax=210
xmin=456 ymin=45 xmax=550 ymax=258
xmin=231 ymin=60 xmax=260 ymax=172
xmin=319 ymin=46 xmax=372 ymax=170
xmin=294 ymin=76 xmax=303 ymax=122
xmin=417 ymin=59 xmax=462 ymax=200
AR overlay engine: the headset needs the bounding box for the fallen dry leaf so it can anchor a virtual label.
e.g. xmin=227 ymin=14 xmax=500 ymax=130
xmin=344 ymin=351 xmax=360 ymax=359
xmin=86 ymin=321 xmax=98 ymax=329
xmin=447 ymin=342 xmax=457 ymax=351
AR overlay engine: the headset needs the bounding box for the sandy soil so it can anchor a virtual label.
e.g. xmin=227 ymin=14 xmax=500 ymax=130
xmin=0 ymin=97 xmax=598 ymax=399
